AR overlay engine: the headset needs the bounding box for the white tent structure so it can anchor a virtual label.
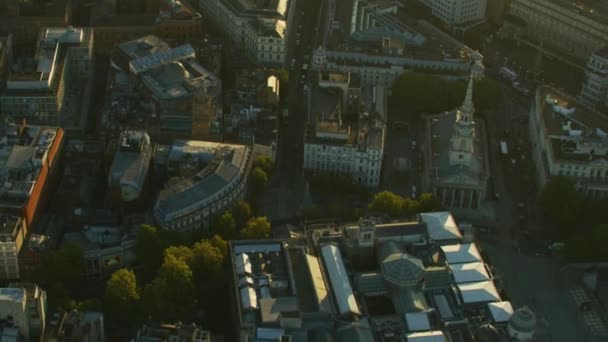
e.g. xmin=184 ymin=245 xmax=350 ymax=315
xmin=406 ymin=330 xmax=446 ymax=342
xmin=458 ymin=281 xmax=500 ymax=304
xmin=488 ymin=301 xmax=514 ymax=323
xmin=420 ymin=212 xmax=462 ymax=242
xmin=441 ymin=243 xmax=482 ymax=264
xmin=450 ymin=262 xmax=490 ymax=283
xmin=321 ymin=244 xmax=361 ymax=316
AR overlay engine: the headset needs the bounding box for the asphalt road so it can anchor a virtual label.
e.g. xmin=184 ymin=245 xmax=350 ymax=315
xmin=381 ymin=97 xmax=423 ymax=199
xmin=265 ymin=0 xmax=325 ymax=220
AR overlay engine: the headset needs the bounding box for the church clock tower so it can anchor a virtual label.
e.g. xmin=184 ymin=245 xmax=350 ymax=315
xmin=449 ymin=76 xmax=476 ymax=166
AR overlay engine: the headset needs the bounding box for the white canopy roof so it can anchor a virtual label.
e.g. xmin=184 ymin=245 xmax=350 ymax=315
xmin=458 ymin=281 xmax=500 ymax=304
xmin=240 ymin=286 xmax=258 ymax=310
xmin=405 ymin=312 xmax=431 ymax=332
xmin=450 ymin=262 xmax=490 ymax=283
xmin=406 ymin=330 xmax=446 ymax=342
xmin=441 ymin=243 xmax=482 ymax=264
xmin=236 ymin=253 xmax=252 ymax=275
xmin=420 ymin=212 xmax=462 ymax=241
xmin=321 ymin=244 xmax=361 ymax=316
xmin=488 ymin=301 xmax=514 ymax=323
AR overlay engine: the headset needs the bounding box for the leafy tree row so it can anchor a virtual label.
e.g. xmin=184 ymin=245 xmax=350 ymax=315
xmin=390 ymin=72 xmax=501 ymax=116
xmin=111 ymin=214 xmax=271 ymax=325
xmin=368 ymin=191 xmax=442 ymax=218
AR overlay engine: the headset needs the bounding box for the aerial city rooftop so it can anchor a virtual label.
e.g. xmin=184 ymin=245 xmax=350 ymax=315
xmin=0 ymin=0 xmax=606 ymax=341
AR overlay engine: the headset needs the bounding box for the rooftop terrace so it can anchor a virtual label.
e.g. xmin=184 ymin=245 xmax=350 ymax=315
xmin=537 ymin=86 xmax=608 ymax=162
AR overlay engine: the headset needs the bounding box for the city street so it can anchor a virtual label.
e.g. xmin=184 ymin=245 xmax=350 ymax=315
xmin=483 ymin=38 xmax=584 ymax=95
xmin=264 ymin=0 xmax=324 ymax=221
xmin=381 ymin=97 xmax=423 ymax=199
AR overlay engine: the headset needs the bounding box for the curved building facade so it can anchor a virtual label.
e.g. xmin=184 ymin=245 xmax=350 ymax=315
xmin=153 ymin=141 xmax=253 ymax=231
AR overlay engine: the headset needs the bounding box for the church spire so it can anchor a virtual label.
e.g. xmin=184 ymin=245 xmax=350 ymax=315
xmin=448 ymin=75 xmax=477 ymax=167
xmin=456 ymin=75 xmax=475 ymax=124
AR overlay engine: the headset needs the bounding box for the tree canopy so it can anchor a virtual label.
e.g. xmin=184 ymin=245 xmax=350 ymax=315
xmin=242 ymin=217 xmax=271 ymax=239
xmin=253 ymin=155 xmax=274 ymax=175
xmin=390 ymin=72 xmax=501 ymax=117
xmin=135 ymin=224 xmax=166 ymax=281
xmin=213 ymin=210 xmax=237 ymax=239
xmin=233 ymin=200 xmax=252 ymax=228
xmin=369 ymin=191 xmax=405 ymax=217
xmin=104 ymin=269 xmax=140 ymax=324
xmin=538 ymin=176 xmax=582 ymax=237
xmin=142 ymin=254 xmax=195 ymax=321
xmin=192 ymin=239 xmax=226 ymax=276
xmin=566 ymin=224 xmax=608 ymax=261
xmin=38 ymin=243 xmax=86 ymax=292
xmin=250 ymin=166 xmax=269 ymax=192
xmin=369 ymin=191 xmax=442 ymax=218
xmin=164 ymin=245 xmax=194 ymax=265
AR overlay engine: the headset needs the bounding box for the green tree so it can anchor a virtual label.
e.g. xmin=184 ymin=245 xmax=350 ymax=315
xmin=164 ymin=245 xmax=194 ymax=265
xmin=473 ymin=77 xmax=501 ymax=112
xmin=135 ymin=224 xmax=165 ymax=281
xmin=401 ymin=197 xmax=420 ymax=217
xmin=538 ymin=177 xmax=582 ymax=237
xmin=104 ymin=269 xmax=140 ymax=324
xmin=208 ymin=234 xmax=228 ymax=256
xmin=417 ymin=193 xmax=442 ymax=212
xmin=566 ymin=224 xmax=608 ymax=261
xmin=242 ymin=217 xmax=271 ymax=239
xmin=390 ymin=72 xmax=500 ymax=117
xmin=38 ymin=243 xmax=86 ymax=294
xmin=46 ymin=282 xmax=71 ymax=311
xmin=233 ymin=200 xmax=252 ymax=228
xmin=143 ymin=254 xmax=195 ymax=321
xmin=213 ymin=210 xmax=237 ymax=239
xmin=253 ymin=155 xmax=274 ymax=175
xmin=192 ymin=239 xmax=225 ymax=276
xmin=369 ymin=191 xmax=404 ymax=217
xmin=250 ymin=166 xmax=269 ymax=191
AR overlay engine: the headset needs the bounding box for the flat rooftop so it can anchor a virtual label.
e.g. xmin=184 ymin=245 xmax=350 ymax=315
xmin=231 ymin=241 xmax=294 ymax=326
xmin=0 ymin=124 xmax=62 ymax=207
xmin=1 ymin=0 xmax=70 ymax=17
xmin=6 ymin=27 xmax=86 ymax=87
xmin=158 ymin=0 xmax=201 ymax=20
xmin=548 ymin=0 xmax=608 ymax=26
xmin=117 ymin=37 xmax=221 ymax=100
xmin=155 ymin=141 xmax=250 ymax=217
xmin=539 ymin=86 xmax=608 ymax=136
xmin=0 ymin=215 xmax=22 ymax=242
xmin=222 ymin=0 xmax=288 ymax=18
xmin=537 ymin=86 xmax=608 ymax=163
xmin=118 ymin=36 xmax=171 ymax=61
xmin=330 ymin=6 xmax=477 ymax=65
xmin=0 ymin=288 xmax=24 ymax=303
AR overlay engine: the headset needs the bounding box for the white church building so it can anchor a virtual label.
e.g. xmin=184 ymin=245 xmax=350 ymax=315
xmin=423 ymin=76 xmax=490 ymax=210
